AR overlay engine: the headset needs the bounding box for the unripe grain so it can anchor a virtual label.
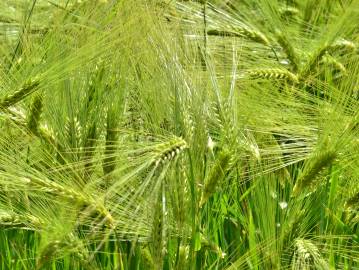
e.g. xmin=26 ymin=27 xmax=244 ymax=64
xmin=207 ymin=27 xmax=269 ymax=46
xmin=345 ymin=192 xmax=359 ymax=209
xmin=27 ymin=94 xmax=43 ymax=135
xmin=200 ymin=149 xmax=231 ymax=207
xmin=292 ymin=150 xmax=336 ymax=196
xmin=153 ymin=137 xmax=187 ymax=167
xmin=0 ymin=79 xmax=40 ymax=109
xmin=103 ymin=108 xmax=118 ymax=177
xmin=276 ymin=31 xmax=300 ymax=72
xmin=247 ymin=68 xmax=299 ymax=83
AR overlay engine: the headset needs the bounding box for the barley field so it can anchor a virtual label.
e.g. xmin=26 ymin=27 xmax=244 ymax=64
xmin=0 ymin=0 xmax=358 ymax=269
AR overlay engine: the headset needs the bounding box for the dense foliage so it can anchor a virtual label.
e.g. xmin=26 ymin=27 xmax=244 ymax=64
xmin=0 ymin=0 xmax=358 ymax=269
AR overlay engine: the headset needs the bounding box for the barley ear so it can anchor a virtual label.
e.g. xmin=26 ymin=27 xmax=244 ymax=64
xmin=140 ymin=246 xmax=155 ymax=270
xmin=292 ymin=150 xmax=336 ymax=196
xmin=292 ymin=238 xmax=329 ymax=270
xmin=103 ymin=107 xmax=118 ymax=179
xmin=321 ymin=54 xmax=346 ymax=74
xmin=345 ymin=192 xmax=359 ymax=209
xmin=152 ymin=137 xmax=187 ymax=167
xmin=83 ymin=123 xmax=97 ymax=179
xmin=151 ymin=189 xmax=167 ymax=269
xmin=200 ymin=233 xmax=226 ymax=258
xmin=37 ymin=237 xmax=89 ymax=270
xmin=207 ymin=27 xmax=269 ymax=46
xmin=37 ymin=240 xmax=63 ymax=269
xmin=242 ymin=27 xmax=270 ymax=46
xmin=0 ymin=212 xmax=23 ymax=228
xmin=200 ymin=149 xmax=231 ymax=207
xmin=279 ymin=6 xmax=299 ymax=17
xmin=177 ymin=245 xmax=189 ymax=269
xmin=276 ymin=31 xmax=300 ymax=72
xmin=247 ymin=68 xmax=299 ymax=84
xmin=329 ymin=39 xmax=356 ymax=53
xmin=182 ymin=107 xmax=194 ymax=143
xmin=0 ymin=79 xmax=40 ymax=109
xmin=27 ymin=94 xmax=43 ymax=135
xmin=300 ymin=44 xmax=328 ymax=77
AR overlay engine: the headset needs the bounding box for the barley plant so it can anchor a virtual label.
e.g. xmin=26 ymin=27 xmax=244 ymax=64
xmin=0 ymin=0 xmax=358 ymax=269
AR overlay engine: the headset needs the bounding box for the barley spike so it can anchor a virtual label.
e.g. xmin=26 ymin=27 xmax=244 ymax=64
xmin=200 ymin=149 xmax=231 ymax=207
xmin=0 ymin=79 xmax=40 ymax=109
xmin=247 ymin=68 xmax=299 ymax=83
xmin=27 ymin=94 xmax=43 ymax=135
xmin=276 ymin=31 xmax=300 ymax=72
xmin=292 ymin=150 xmax=336 ymax=196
